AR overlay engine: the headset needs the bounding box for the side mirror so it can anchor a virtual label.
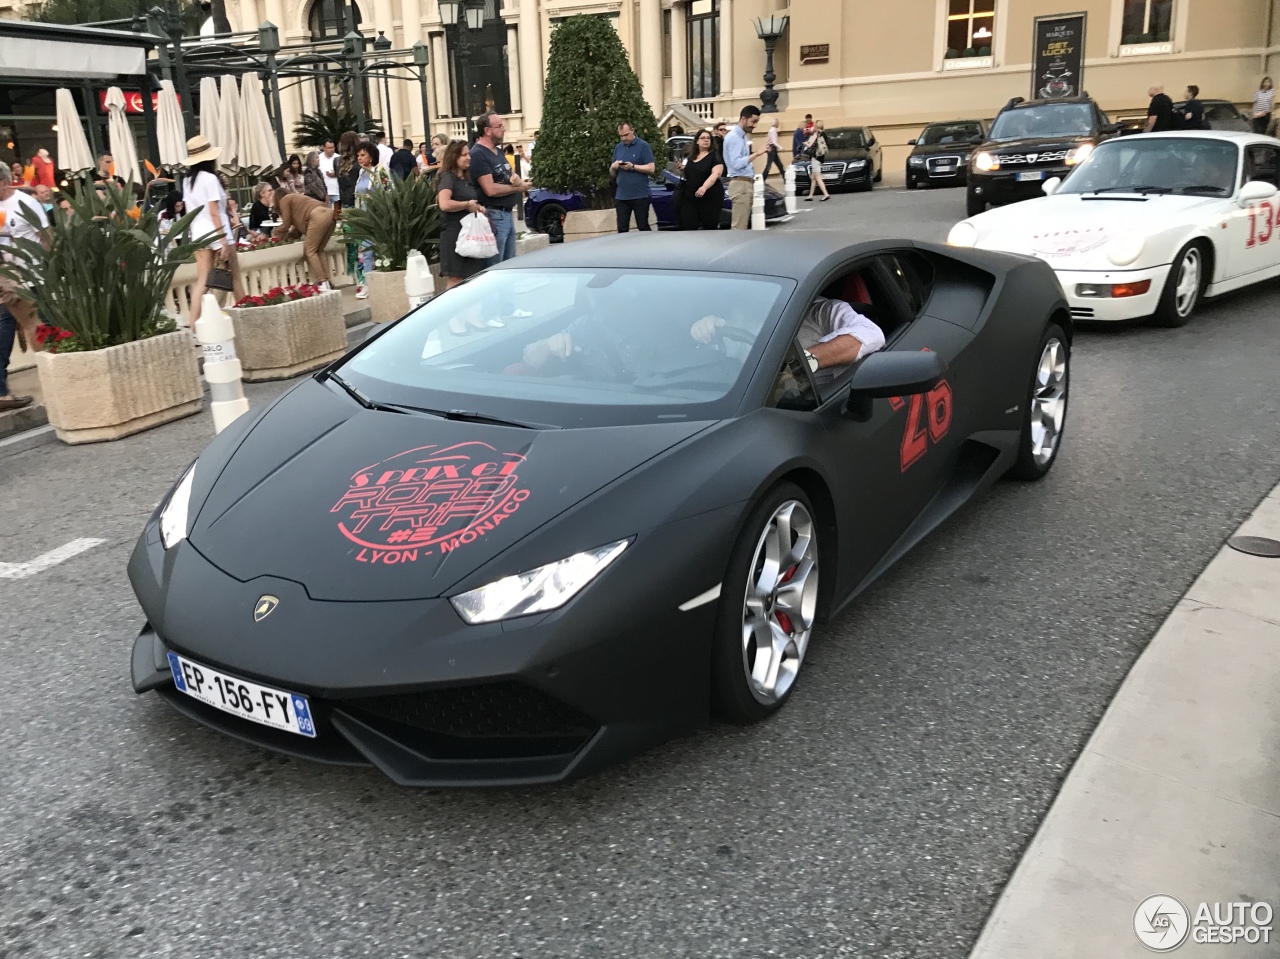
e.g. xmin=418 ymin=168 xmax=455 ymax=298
xmin=1042 ymin=176 xmax=1062 ymax=196
xmin=846 ymin=351 xmax=947 ymax=406
xmin=1102 ymin=123 xmax=1122 ymax=135
xmin=1238 ymin=179 xmax=1279 ymax=206
xmin=970 ymin=135 xmax=984 ymax=145
xmin=907 ymin=139 xmax=917 ymax=146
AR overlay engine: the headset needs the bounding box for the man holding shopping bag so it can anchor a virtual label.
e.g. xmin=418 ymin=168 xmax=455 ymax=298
xmin=470 ymin=112 xmax=529 ymax=265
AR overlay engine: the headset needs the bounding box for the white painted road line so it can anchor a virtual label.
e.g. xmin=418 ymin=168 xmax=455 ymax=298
xmin=0 ymin=538 xmax=107 ymax=579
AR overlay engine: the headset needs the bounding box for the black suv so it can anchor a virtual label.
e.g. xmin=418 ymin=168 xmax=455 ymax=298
xmin=966 ymin=96 xmax=1120 ymax=216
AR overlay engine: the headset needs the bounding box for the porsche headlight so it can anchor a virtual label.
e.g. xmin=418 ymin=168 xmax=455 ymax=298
xmin=1066 ymin=142 xmax=1095 ymax=166
xmin=1105 ymin=233 xmax=1145 ymax=266
xmin=973 ymin=151 xmax=998 ymax=172
xmin=159 ymin=462 xmax=197 ymax=550
xmin=947 ymin=221 xmax=979 ymax=247
xmin=450 ymin=539 xmax=630 ymax=624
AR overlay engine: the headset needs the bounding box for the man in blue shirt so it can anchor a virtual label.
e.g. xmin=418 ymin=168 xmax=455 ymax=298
xmin=792 ymin=114 xmax=812 ymax=158
xmin=610 ymin=121 xmax=656 ymax=232
xmin=722 ymin=105 xmax=766 ymax=229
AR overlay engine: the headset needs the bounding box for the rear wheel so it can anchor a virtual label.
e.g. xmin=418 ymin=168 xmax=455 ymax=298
xmin=1149 ymin=242 xmax=1205 ymax=328
xmin=534 ymin=202 xmax=567 ymax=235
xmin=711 ymin=484 xmax=820 ymax=723
xmin=1007 ymin=322 xmax=1070 ymax=481
xmin=966 ymin=188 xmax=986 ymax=217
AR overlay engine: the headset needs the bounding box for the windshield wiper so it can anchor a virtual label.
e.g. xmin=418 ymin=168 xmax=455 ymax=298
xmin=1177 ymin=184 xmax=1228 ymax=195
xmin=325 ymin=370 xmax=388 ymax=410
xmin=325 ymin=371 xmax=557 ymax=429
xmin=1089 ymin=185 xmax=1172 ymax=194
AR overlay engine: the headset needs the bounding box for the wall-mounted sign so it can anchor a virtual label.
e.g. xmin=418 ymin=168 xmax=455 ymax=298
xmin=97 ymin=90 xmax=180 ymax=114
xmin=1032 ymin=13 xmax=1086 ymax=100
xmin=799 ymin=44 xmax=829 ymax=65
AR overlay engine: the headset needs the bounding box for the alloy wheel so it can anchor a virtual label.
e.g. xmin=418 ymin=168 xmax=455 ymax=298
xmin=740 ymin=500 xmax=819 ymax=705
xmin=1174 ymin=247 xmax=1201 ymax=317
xmin=1030 ymin=337 xmax=1068 ymax=467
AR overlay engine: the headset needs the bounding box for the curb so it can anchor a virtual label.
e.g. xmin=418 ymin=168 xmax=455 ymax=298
xmin=0 ymin=423 xmax=55 ymax=459
xmin=968 ymin=482 xmax=1280 ymax=957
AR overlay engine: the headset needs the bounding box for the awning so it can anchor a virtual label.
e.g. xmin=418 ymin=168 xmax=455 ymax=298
xmin=0 ymin=36 xmax=147 ymax=79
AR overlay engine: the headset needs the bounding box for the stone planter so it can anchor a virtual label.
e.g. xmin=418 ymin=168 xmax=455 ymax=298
xmin=226 ymin=290 xmax=347 ymax=382
xmin=35 ymin=330 xmax=202 ymax=445
xmin=367 ymin=269 xmax=409 ymax=323
xmin=515 ymin=231 xmax=551 ymax=256
xmin=563 ymin=207 xmax=656 ymax=242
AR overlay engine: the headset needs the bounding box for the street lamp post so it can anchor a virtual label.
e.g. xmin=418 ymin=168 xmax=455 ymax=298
xmin=343 ymin=30 xmax=369 ymax=132
xmin=373 ymin=30 xmax=393 ymax=139
xmin=437 ymin=0 xmax=487 ymax=142
xmin=411 ymin=41 xmax=431 ymax=142
xmin=259 ymin=21 xmax=287 ymax=158
xmin=752 ymin=15 xmax=789 ymax=114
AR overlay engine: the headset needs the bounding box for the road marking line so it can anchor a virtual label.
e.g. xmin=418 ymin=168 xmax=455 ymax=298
xmin=0 ymin=538 xmax=107 ymax=579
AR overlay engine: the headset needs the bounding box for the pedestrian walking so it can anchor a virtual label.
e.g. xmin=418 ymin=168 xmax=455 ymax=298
xmin=278 ymin=154 xmax=306 ymax=194
xmin=302 ymin=151 xmax=329 ymax=202
xmin=335 ymin=131 xmax=361 ymax=288
xmin=1252 ymin=77 xmax=1274 ymax=134
xmin=389 ymin=139 xmax=417 ymax=180
xmin=804 ymin=122 xmax=831 ymax=201
xmin=181 ymin=135 xmax=245 ymax=324
xmin=1182 ymin=85 xmax=1208 ymax=130
xmin=434 ymin=140 xmax=488 ymax=293
xmin=0 ymin=164 xmax=45 ymax=408
xmin=470 ymin=111 xmax=528 ymax=263
xmin=610 ymin=120 xmax=657 ymax=233
xmin=1144 ymin=84 xmax=1176 ymax=132
xmin=723 ymin=106 xmax=766 ymax=229
xmin=318 ymin=138 xmax=340 ymax=206
xmin=762 ymin=118 xmax=786 ymax=179
xmin=676 ymin=128 xmax=724 ymax=231
xmin=270 ymin=191 xmax=337 ymax=290
xmin=353 ymin=140 xmax=392 ymax=298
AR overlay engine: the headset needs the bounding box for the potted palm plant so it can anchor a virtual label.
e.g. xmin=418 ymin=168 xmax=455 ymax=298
xmin=226 ymin=282 xmax=346 ymax=381
xmin=342 ymin=172 xmax=441 ymax=323
xmin=0 ymin=183 xmax=215 ymax=444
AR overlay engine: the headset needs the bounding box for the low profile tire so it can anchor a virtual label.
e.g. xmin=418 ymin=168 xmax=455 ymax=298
xmin=1007 ymin=322 xmax=1070 ymax=481
xmin=1149 ymin=242 xmax=1205 ymax=328
xmin=711 ymin=483 xmax=820 ymax=724
xmin=534 ymin=202 xmax=567 ymax=235
xmin=966 ymin=189 xmax=986 ymax=217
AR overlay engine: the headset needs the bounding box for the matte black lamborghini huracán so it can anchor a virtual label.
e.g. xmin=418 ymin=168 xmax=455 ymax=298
xmin=130 ymin=233 xmax=1071 ymax=786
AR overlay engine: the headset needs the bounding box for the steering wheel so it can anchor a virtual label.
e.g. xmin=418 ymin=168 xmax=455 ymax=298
xmin=710 ymin=324 xmax=757 ymax=354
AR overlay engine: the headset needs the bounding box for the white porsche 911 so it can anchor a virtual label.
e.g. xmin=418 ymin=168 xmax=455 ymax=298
xmin=946 ymin=131 xmax=1280 ymax=326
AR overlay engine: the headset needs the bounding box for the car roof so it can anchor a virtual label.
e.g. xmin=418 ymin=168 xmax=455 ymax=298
xmin=1008 ymin=96 xmax=1095 ymax=109
xmin=491 ymin=232 xmax=882 ymax=281
xmin=1118 ymin=130 xmax=1263 ymax=143
xmin=924 ymin=118 xmax=985 ymax=125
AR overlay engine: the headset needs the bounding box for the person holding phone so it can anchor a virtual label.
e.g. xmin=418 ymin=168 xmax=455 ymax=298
xmin=610 ymin=121 xmax=656 ymax=233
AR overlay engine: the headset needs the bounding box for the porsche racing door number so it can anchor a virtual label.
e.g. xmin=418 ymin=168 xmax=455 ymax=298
xmin=1245 ymin=199 xmax=1279 ymax=248
xmin=889 ymin=381 xmax=953 ymax=473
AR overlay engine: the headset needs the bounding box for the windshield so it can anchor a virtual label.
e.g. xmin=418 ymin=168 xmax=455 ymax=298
xmin=988 ymin=103 xmax=1095 ymax=140
xmin=822 ymin=128 xmax=867 ymax=150
xmin=919 ymin=122 xmax=982 ymax=145
xmin=339 ymin=268 xmax=794 ymax=427
xmin=1058 ymin=137 xmax=1240 ymax=197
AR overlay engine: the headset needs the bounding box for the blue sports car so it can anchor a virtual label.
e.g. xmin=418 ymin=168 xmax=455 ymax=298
xmin=524 ymin=170 xmax=788 ymax=234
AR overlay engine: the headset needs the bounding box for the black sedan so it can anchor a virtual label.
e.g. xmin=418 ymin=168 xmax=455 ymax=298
xmin=792 ymin=126 xmax=884 ymax=192
xmin=906 ymin=119 xmax=987 ymax=189
xmin=130 ymin=233 xmax=1071 ymax=787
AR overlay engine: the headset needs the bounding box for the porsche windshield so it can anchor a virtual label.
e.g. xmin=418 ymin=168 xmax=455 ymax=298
xmin=919 ymin=122 xmax=982 ymax=145
xmin=339 ymin=268 xmax=793 ymax=426
xmin=1058 ymin=137 xmax=1239 ymax=197
xmin=988 ymin=103 xmax=1094 ymax=140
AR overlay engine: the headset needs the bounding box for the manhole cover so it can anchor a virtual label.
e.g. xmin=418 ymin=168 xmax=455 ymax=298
xmin=1228 ymin=536 xmax=1280 ymax=558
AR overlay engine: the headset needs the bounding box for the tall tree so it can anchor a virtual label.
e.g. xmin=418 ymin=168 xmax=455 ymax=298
xmin=532 ymin=14 xmax=661 ymax=209
xmin=30 ymin=0 xmax=203 ymax=32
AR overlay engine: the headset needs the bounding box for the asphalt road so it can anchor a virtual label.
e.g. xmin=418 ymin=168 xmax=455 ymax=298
xmin=4 ymin=184 xmax=1280 ymax=959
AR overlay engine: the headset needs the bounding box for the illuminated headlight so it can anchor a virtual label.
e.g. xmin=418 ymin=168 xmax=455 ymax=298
xmin=450 ymin=539 xmax=630 ymax=624
xmin=908 ymin=157 xmax=926 ymax=167
xmin=159 ymin=462 xmax=197 ymax=550
xmin=947 ymin=221 xmax=979 ymax=247
xmin=1065 ymin=142 xmax=1094 ymax=165
xmin=848 ymin=159 xmax=867 ymax=169
xmin=973 ymin=151 xmax=998 ymax=172
xmin=1105 ymin=233 xmax=1145 ymax=266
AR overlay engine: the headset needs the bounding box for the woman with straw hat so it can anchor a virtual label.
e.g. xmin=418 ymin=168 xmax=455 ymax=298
xmin=181 ymin=134 xmax=245 ymax=324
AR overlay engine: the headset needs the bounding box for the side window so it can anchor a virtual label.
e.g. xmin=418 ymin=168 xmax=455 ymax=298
xmin=769 ymin=342 xmax=818 ymax=411
xmin=877 ymin=252 xmax=935 ymax=318
xmin=1245 ymin=146 xmax=1280 ymax=187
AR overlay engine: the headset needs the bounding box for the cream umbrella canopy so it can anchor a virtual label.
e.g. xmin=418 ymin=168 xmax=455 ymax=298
xmin=198 ymin=76 xmax=221 ymax=146
xmin=215 ymin=74 xmax=242 ymax=174
xmin=156 ymin=79 xmax=188 ymax=169
xmin=238 ymin=72 xmax=282 ymax=174
xmin=54 ymin=88 xmax=94 ymax=176
xmin=103 ymin=86 xmax=142 ymax=184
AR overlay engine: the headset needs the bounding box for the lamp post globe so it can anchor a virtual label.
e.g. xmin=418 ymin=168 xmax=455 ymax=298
xmin=752 ymin=15 xmax=789 ymax=113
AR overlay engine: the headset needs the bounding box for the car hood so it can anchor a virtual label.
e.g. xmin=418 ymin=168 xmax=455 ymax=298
xmin=969 ymin=193 xmax=1221 ymax=266
xmin=979 ymin=134 xmax=1092 ymax=158
xmin=187 ymin=378 xmax=711 ymax=602
xmin=818 ymin=146 xmax=871 ymax=162
xmin=911 ymin=142 xmax=977 ymax=157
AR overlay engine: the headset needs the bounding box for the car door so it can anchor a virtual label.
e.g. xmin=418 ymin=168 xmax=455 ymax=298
xmin=1227 ymin=143 xmax=1280 ymax=280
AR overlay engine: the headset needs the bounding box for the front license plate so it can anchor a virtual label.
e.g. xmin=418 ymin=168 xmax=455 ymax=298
xmin=936 ymin=164 xmax=955 ymax=171
xmin=167 ymin=652 xmax=317 ymax=738
xmin=1017 ymin=171 xmax=1045 ymax=182
xmin=822 ymin=173 xmax=839 ymax=181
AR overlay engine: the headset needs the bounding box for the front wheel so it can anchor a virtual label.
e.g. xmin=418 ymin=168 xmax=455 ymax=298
xmin=1006 ymin=322 xmax=1069 ymax=481
xmin=1149 ymin=242 xmax=1205 ymax=328
xmin=711 ymin=484 xmax=820 ymax=723
xmin=534 ymin=202 xmax=567 ymax=235
xmin=966 ymin=189 xmax=986 ymax=217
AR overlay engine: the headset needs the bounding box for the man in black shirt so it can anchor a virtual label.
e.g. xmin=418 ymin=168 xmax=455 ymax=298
xmin=389 ymin=139 xmax=417 ymax=180
xmin=1182 ymin=85 xmax=1208 ymax=130
xmin=470 ymin=111 xmax=529 ymax=264
xmin=1145 ymin=84 xmax=1176 ymax=133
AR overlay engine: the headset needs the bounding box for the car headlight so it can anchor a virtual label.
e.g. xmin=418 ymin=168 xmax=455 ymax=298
xmin=947 ymin=221 xmax=979 ymax=247
xmin=159 ymin=462 xmax=197 ymax=550
xmin=1066 ymin=142 xmax=1094 ymax=165
xmin=848 ymin=159 xmax=867 ymax=169
xmin=1105 ymin=233 xmax=1145 ymax=266
xmin=908 ymin=157 xmax=926 ymax=167
xmin=450 ymin=539 xmax=631 ymax=624
xmin=973 ymin=151 xmax=998 ymax=172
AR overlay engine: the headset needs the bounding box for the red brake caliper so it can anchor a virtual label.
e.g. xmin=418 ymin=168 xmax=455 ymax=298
xmin=775 ymin=565 xmax=797 ymax=634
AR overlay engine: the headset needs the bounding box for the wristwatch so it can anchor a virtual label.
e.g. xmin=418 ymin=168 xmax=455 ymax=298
xmin=803 ymin=349 xmax=819 ymax=373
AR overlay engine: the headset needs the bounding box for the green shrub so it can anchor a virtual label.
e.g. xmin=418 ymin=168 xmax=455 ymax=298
xmin=293 ymin=109 xmax=384 ymax=149
xmin=341 ymin=172 xmax=440 ymax=271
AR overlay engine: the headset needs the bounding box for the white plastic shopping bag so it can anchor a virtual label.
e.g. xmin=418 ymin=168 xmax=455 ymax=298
xmin=456 ymin=212 xmax=499 ymax=259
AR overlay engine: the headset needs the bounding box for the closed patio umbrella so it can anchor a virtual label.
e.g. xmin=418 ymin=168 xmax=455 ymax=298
xmin=216 ymin=74 xmax=241 ymax=174
xmin=54 ymin=88 xmax=94 ymax=176
xmin=199 ymin=76 xmax=221 ymax=146
xmin=238 ymin=72 xmax=282 ymax=174
xmin=104 ymin=86 xmax=142 ymax=184
xmin=156 ymin=80 xmax=187 ymax=169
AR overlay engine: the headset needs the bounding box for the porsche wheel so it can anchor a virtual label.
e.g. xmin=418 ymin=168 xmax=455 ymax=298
xmin=1007 ymin=323 xmax=1069 ymax=481
xmin=712 ymin=484 xmax=819 ymax=723
xmin=1150 ymin=242 xmax=1204 ymax=328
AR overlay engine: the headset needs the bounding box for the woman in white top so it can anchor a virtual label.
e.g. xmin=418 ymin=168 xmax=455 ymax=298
xmin=181 ymin=135 xmax=244 ymax=324
xmin=762 ymin=117 xmax=786 ymax=180
xmin=1253 ymin=77 xmax=1274 ymax=134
